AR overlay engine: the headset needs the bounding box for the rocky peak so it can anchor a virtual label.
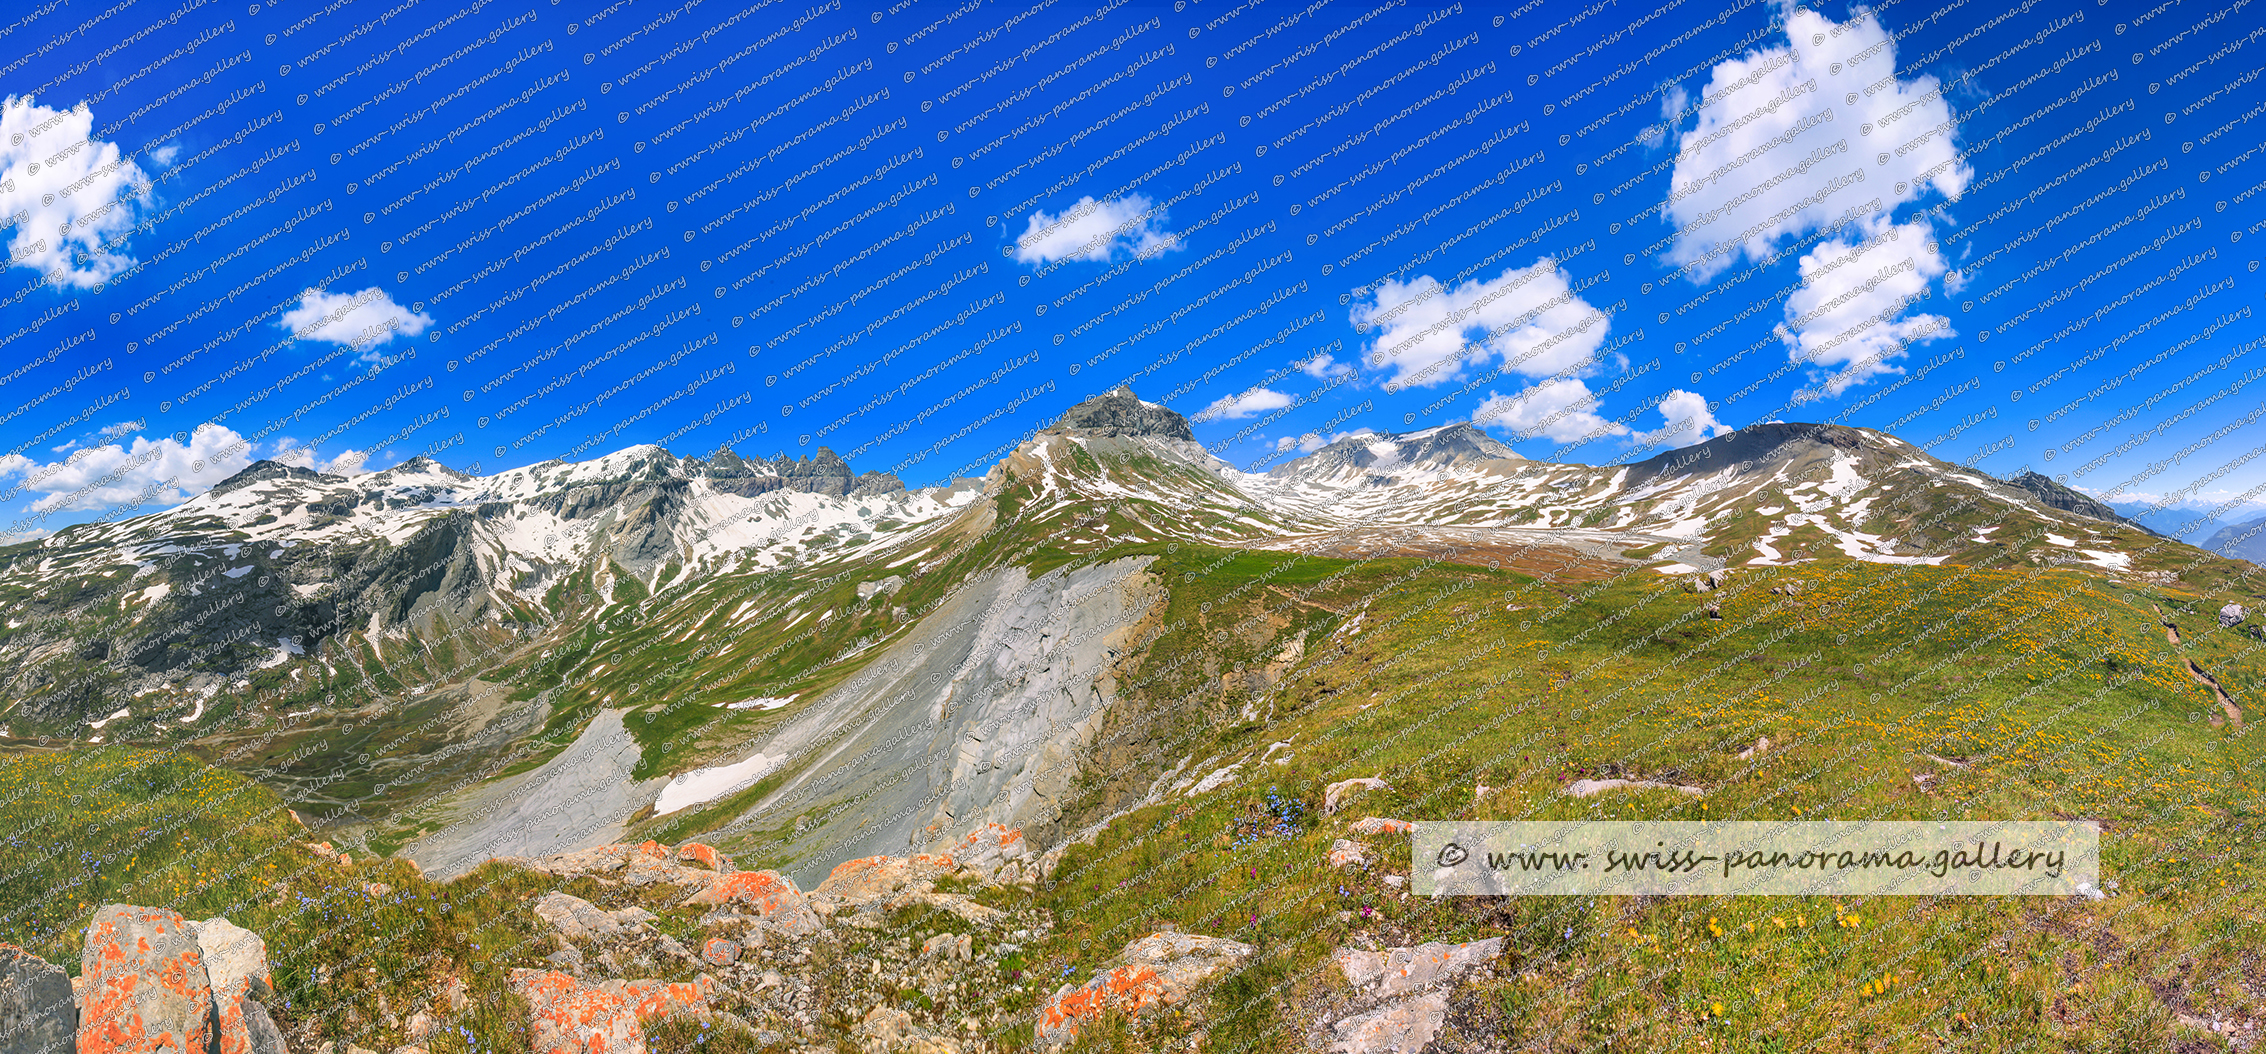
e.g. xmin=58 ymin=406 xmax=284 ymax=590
xmin=207 ymin=459 xmax=336 ymax=498
xmin=1046 ymin=385 xmax=1195 ymax=441
xmin=2009 ymin=470 xmax=2157 ymax=535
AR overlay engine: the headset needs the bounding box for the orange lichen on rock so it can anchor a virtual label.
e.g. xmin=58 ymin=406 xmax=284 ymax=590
xmin=77 ymin=906 xmax=219 ymax=1054
xmin=1037 ymin=964 xmax=1168 ymax=1045
xmin=674 ymin=843 xmax=730 ymax=872
xmin=508 ymin=969 xmax=718 ymax=1054
xmin=812 ymin=853 xmax=956 ymax=902
xmin=1031 ymin=932 xmax=1253 ymax=1049
xmin=508 ymin=969 xmax=644 ymax=1054
xmin=678 ymin=871 xmax=821 ymax=934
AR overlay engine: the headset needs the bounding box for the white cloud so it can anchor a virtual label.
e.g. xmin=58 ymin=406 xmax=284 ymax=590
xmin=1637 ymin=389 xmax=1730 ymax=449
xmin=4 ymin=425 xmax=255 ymax=515
xmin=1776 ymin=215 xmax=1952 ymax=394
xmin=1352 ymin=259 xmax=1612 ymax=392
xmin=279 ymin=286 xmax=433 ymax=357
xmin=273 ymin=441 xmax=376 ymax=476
xmin=1472 ymin=379 xmax=1628 ymax=444
xmin=1942 ymin=267 xmax=1969 ymax=295
xmin=1199 ymin=388 xmax=1294 ymax=421
xmin=1300 ymin=352 xmax=1352 ymax=379
xmin=1274 ymin=433 xmax=1330 ymax=454
xmin=0 ymin=96 xmax=153 ymax=288
xmin=318 ymin=449 xmax=377 ymax=475
xmin=1659 ymin=7 xmax=1967 ymax=283
xmin=1012 ymin=194 xmax=1178 ymax=265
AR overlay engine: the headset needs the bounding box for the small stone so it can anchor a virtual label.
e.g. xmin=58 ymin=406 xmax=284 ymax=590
xmin=1348 ymin=817 xmax=1412 ymax=836
xmin=1322 ymin=777 xmax=1388 ymax=815
xmin=1327 ymin=840 xmax=1371 ymax=870
xmin=700 ymin=938 xmax=741 ymax=965
xmin=546 ymin=946 xmax=585 ymax=969
xmin=919 ymin=933 xmax=972 ymax=961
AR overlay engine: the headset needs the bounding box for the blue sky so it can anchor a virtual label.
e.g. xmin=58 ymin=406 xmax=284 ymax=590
xmin=0 ymin=0 xmax=2261 ymax=539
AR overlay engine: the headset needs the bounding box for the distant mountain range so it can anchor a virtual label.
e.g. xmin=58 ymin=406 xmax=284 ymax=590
xmin=0 ymin=385 xmax=2253 ymax=887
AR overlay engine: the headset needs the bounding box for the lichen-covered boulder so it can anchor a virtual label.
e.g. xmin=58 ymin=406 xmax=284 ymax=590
xmin=77 ymin=906 xmax=220 ymax=1054
xmin=507 ymin=970 xmax=719 ymax=1054
xmin=951 ymin=825 xmax=1032 ymax=878
xmin=506 ymin=971 xmax=642 ymax=1054
xmin=673 ymin=844 xmax=729 ymax=873
xmin=1033 ymin=932 xmax=1252 ymax=1049
xmin=814 ymin=854 xmax=957 ymax=904
xmin=531 ymin=893 xmax=626 ymax=942
xmin=1325 ymin=991 xmax=1450 ymax=1053
xmin=678 ymin=872 xmax=821 ymax=935
xmin=0 ymin=943 xmax=75 ymax=1054
xmin=1334 ymin=937 xmax=1502 ymax=1000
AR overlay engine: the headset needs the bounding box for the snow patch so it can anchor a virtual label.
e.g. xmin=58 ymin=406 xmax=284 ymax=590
xmin=653 ymin=752 xmax=781 ymax=815
xmin=726 ymin=696 xmax=798 ymax=711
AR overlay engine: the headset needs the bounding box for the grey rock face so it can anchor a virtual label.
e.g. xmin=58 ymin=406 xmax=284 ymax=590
xmin=239 ymin=998 xmax=289 ymax=1054
xmin=0 ymin=944 xmax=74 ymax=1054
xmin=717 ymin=555 xmax=1164 ymax=889
xmin=1047 ymin=386 xmax=1194 ymax=440
xmin=188 ymin=917 xmax=272 ymax=1003
xmin=2009 ymin=470 xmax=2156 ymax=534
xmin=1268 ymin=423 xmax=1515 ymax=482
xmin=398 ymin=709 xmax=668 ymax=880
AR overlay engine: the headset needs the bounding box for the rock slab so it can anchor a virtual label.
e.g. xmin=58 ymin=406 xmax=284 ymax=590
xmin=1033 ymin=932 xmax=1252 ymax=1050
xmin=1335 ymin=938 xmax=1502 ymax=1000
xmin=78 ymin=906 xmax=220 ymax=1054
xmin=1326 ymin=991 xmax=1449 ymax=1054
xmin=0 ymin=943 xmax=75 ymax=1054
xmin=679 ymin=872 xmax=823 ymax=936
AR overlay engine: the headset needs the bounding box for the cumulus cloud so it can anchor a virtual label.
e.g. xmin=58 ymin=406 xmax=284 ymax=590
xmin=1472 ymin=379 xmax=1628 ymax=444
xmin=1636 ymin=389 xmax=1731 ymax=449
xmin=1300 ymin=351 xmax=1352 ymax=379
xmin=279 ymin=286 xmax=433 ymax=357
xmin=1351 ymin=258 xmax=1612 ymax=393
xmin=1012 ymin=194 xmax=1177 ymax=265
xmin=1199 ymin=388 xmax=1295 ymax=422
xmin=0 ymin=424 xmax=256 ymax=517
xmin=1274 ymin=433 xmax=1331 ymax=454
xmin=0 ymin=96 xmax=153 ymax=288
xmin=1776 ymin=216 xmax=1952 ymax=394
xmin=1659 ymin=7 xmax=1967 ymax=283
xmin=272 ymin=439 xmax=377 ymax=477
